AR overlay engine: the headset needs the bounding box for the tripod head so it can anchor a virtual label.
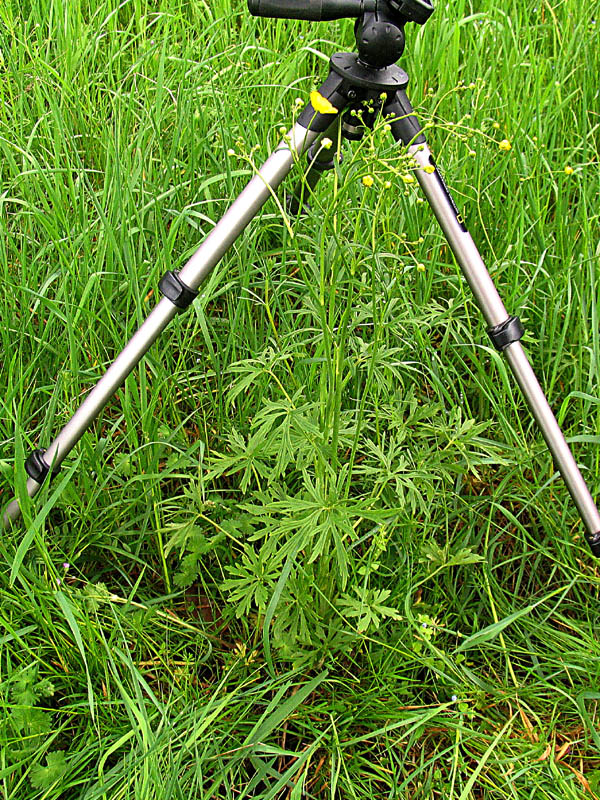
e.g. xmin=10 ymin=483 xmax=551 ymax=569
xmin=248 ymin=0 xmax=434 ymax=69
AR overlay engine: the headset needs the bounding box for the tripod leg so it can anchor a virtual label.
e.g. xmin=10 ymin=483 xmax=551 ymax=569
xmin=385 ymin=92 xmax=600 ymax=556
xmin=2 ymin=119 xmax=338 ymax=528
xmin=287 ymin=116 xmax=343 ymax=215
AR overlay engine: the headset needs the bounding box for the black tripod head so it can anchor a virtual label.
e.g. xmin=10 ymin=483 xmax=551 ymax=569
xmin=248 ymin=0 xmax=434 ymax=69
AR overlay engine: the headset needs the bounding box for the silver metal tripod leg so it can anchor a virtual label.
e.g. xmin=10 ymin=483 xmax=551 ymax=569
xmin=409 ymin=142 xmax=600 ymax=554
xmin=2 ymin=122 xmax=320 ymax=527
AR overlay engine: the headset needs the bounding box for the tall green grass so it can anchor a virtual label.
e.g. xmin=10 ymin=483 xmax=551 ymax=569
xmin=1 ymin=1 xmax=599 ymax=797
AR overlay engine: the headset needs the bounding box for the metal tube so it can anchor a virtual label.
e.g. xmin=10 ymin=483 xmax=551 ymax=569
xmin=410 ymin=143 xmax=508 ymax=327
xmin=179 ymin=124 xmax=318 ymax=290
xmin=409 ymin=142 xmax=600 ymax=548
xmin=2 ymin=123 xmax=319 ymax=528
xmin=2 ymin=297 xmax=177 ymax=525
xmin=504 ymin=342 xmax=600 ymax=537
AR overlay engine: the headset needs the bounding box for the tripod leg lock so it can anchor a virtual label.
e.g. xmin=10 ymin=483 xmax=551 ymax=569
xmin=306 ymin=142 xmax=341 ymax=173
xmin=487 ymin=315 xmax=524 ymax=351
xmin=25 ymin=449 xmax=60 ymax=484
xmin=159 ymin=270 xmax=198 ymax=310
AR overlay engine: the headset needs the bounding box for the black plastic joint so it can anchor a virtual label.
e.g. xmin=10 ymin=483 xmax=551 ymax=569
xmin=487 ymin=316 xmax=524 ymax=351
xmin=297 ymin=72 xmax=346 ymax=133
xmin=159 ymin=270 xmax=198 ymax=310
xmin=25 ymin=449 xmax=59 ymax=484
xmin=384 ymin=90 xmax=425 ymax=146
xmin=586 ymin=531 xmax=600 ymax=558
xmin=306 ymin=143 xmax=340 ymax=172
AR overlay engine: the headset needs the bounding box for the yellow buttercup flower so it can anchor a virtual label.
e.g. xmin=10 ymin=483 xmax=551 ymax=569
xmin=499 ymin=139 xmax=511 ymax=152
xmin=310 ymin=91 xmax=338 ymax=115
xmin=564 ymin=165 xmax=574 ymax=175
xmin=362 ymin=175 xmax=374 ymax=187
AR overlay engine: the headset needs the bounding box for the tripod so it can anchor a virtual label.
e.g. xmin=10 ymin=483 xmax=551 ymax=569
xmin=3 ymin=0 xmax=600 ymax=557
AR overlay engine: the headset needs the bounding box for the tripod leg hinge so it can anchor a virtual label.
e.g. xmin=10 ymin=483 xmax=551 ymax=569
xmin=297 ymin=72 xmax=346 ymax=132
xmin=585 ymin=531 xmax=600 ymax=557
xmin=384 ymin=90 xmax=426 ymax=146
xmin=25 ymin=449 xmax=59 ymax=484
xmin=159 ymin=270 xmax=198 ymax=310
xmin=487 ymin=315 xmax=524 ymax=351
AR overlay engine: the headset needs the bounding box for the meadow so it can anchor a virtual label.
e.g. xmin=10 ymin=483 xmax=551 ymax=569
xmin=1 ymin=0 xmax=600 ymax=797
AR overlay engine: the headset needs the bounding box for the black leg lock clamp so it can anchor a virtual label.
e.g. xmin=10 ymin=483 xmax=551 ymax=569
xmin=488 ymin=315 xmax=524 ymax=351
xmin=159 ymin=270 xmax=198 ymax=310
xmin=586 ymin=531 xmax=600 ymax=558
xmin=25 ymin=449 xmax=60 ymax=484
xmin=306 ymin=142 xmax=341 ymax=173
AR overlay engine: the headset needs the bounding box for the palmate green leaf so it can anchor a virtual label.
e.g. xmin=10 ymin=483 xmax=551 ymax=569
xmin=205 ymin=427 xmax=276 ymax=493
xmin=30 ymin=751 xmax=68 ymax=790
xmin=80 ymin=582 xmax=111 ymax=614
xmin=173 ymin=552 xmax=201 ymax=589
xmin=239 ymin=471 xmax=388 ymax=594
xmin=172 ymin=527 xmax=227 ymax=587
xmin=11 ymin=666 xmax=40 ymax=707
xmin=251 ymin=389 xmax=322 ymax=479
xmin=338 ymin=587 xmax=402 ymax=633
xmin=209 ymin=389 xmax=323 ymax=493
xmin=10 ymin=706 xmax=51 ymax=738
xmin=419 ymin=541 xmax=484 ymax=573
xmin=225 ymin=347 xmax=295 ymax=409
xmin=221 ymin=537 xmax=285 ymax=617
xmin=265 ymin=468 xmax=360 ymax=589
xmin=164 ymin=520 xmax=206 ymax=558
xmin=9 ymin=665 xmax=56 ymax=707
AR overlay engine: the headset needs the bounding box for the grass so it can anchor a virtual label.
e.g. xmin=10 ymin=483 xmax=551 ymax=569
xmin=1 ymin=0 xmax=600 ymax=797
